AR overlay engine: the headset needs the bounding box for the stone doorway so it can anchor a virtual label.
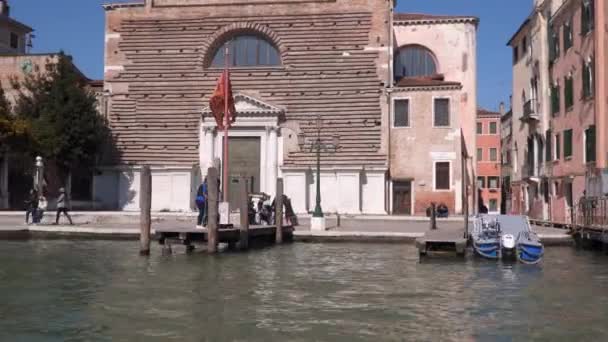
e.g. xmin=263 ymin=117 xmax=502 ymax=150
xmin=393 ymin=180 xmax=413 ymax=215
xmin=227 ymin=137 xmax=261 ymax=209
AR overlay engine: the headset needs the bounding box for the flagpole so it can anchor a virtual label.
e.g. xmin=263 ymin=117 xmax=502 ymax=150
xmin=223 ymin=45 xmax=230 ymax=203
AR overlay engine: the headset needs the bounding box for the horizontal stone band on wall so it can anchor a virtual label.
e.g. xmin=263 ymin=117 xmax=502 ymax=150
xmin=153 ymin=0 xmax=336 ymax=7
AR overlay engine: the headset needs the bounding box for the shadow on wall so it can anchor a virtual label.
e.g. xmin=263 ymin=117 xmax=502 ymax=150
xmin=90 ymin=124 xmax=135 ymax=210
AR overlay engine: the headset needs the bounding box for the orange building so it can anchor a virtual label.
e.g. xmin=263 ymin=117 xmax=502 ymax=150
xmin=476 ymin=108 xmax=502 ymax=213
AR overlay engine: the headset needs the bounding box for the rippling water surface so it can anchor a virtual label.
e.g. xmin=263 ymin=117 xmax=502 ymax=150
xmin=1 ymin=241 xmax=608 ymax=341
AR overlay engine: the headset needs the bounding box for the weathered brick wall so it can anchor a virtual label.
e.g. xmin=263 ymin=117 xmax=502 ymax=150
xmin=104 ymin=0 xmax=391 ymax=167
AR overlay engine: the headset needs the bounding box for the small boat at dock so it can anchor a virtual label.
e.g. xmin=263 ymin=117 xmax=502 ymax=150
xmin=472 ymin=215 xmax=544 ymax=264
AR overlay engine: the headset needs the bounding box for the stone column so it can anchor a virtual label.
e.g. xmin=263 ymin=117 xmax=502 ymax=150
xmin=266 ymin=126 xmax=278 ymax=197
xmin=200 ymin=126 xmax=216 ymax=177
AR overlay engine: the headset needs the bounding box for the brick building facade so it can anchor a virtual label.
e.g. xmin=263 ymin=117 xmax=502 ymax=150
xmin=507 ymin=0 xmax=608 ymax=223
xmin=476 ymin=108 xmax=501 ymax=213
xmin=97 ymin=0 xmax=478 ymax=216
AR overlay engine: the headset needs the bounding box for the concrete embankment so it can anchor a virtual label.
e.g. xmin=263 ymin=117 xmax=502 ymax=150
xmin=0 ymin=212 xmax=573 ymax=245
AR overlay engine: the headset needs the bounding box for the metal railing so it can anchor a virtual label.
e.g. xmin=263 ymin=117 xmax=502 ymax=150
xmin=574 ymin=197 xmax=608 ymax=230
xmin=522 ymin=99 xmax=539 ymax=121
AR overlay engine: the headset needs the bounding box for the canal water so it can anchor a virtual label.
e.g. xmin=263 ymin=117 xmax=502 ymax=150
xmin=0 ymin=241 xmax=607 ymax=342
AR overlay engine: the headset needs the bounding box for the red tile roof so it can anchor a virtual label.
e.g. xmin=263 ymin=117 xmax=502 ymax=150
xmin=477 ymin=108 xmax=501 ymax=118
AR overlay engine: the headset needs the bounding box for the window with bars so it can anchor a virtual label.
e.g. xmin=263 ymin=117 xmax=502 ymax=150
xmin=476 ymin=122 xmax=483 ymax=135
xmin=488 ymin=177 xmax=500 ymax=189
xmin=585 ymin=125 xmax=596 ymax=163
xmin=434 ymin=98 xmax=450 ymax=127
xmin=490 ymin=148 xmax=498 ymax=162
xmin=435 ymin=162 xmax=450 ymax=190
xmin=393 ymin=99 xmax=410 ymax=127
xmin=583 ymin=58 xmax=594 ymax=99
xmin=477 ymin=176 xmax=486 ymax=189
xmin=211 ymin=35 xmax=281 ymax=67
xmin=551 ymin=84 xmax=560 ymax=115
xmin=564 ymin=129 xmax=573 ymax=159
xmin=582 ymin=0 xmax=595 ymax=35
xmin=565 ymin=75 xmax=574 ymax=109
xmin=489 ymin=122 xmax=497 ymax=134
xmin=563 ymin=20 xmax=573 ymax=51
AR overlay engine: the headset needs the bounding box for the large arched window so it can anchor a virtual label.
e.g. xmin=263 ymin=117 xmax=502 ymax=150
xmin=211 ymin=35 xmax=281 ymax=67
xmin=394 ymin=45 xmax=437 ymax=80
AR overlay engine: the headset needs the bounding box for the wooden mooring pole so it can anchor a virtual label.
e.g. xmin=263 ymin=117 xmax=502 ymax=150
xmin=239 ymin=177 xmax=249 ymax=250
xmin=207 ymin=167 xmax=219 ymax=253
xmin=275 ymin=178 xmax=284 ymax=244
xmin=430 ymin=203 xmax=437 ymax=230
xmin=139 ymin=165 xmax=152 ymax=256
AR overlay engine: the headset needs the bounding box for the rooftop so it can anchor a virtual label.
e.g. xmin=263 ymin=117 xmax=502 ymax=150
xmin=394 ymin=12 xmax=479 ymax=25
xmin=477 ymin=108 xmax=501 ymax=118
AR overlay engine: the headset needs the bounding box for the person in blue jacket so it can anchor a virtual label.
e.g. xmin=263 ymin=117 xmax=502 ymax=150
xmin=195 ymin=178 xmax=208 ymax=227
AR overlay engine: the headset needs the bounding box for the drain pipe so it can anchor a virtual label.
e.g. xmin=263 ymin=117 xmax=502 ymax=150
xmin=386 ymin=1 xmax=395 ymax=214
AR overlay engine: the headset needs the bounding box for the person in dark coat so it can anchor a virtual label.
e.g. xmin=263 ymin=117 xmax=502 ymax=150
xmin=195 ymin=178 xmax=208 ymax=227
xmin=25 ymin=189 xmax=38 ymax=225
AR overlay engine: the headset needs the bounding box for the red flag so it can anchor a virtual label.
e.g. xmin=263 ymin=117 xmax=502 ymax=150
xmin=209 ymin=70 xmax=236 ymax=129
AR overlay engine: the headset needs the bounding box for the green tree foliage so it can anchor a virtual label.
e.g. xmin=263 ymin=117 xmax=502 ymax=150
xmin=0 ymin=82 xmax=30 ymax=151
xmin=12 ymin=53 xmax=108 ymax=175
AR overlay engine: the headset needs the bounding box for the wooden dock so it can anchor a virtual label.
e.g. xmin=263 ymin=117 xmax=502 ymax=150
xmin=157 ymin=225 xmax=294 ymax=252
xmin=416 ymin=229 xmax=467 ymax=258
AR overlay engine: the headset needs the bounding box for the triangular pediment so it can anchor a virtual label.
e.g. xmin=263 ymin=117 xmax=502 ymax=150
xmin=202 ymin=93 xmax=284 ymax=117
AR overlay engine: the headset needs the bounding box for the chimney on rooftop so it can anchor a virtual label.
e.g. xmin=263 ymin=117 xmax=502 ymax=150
xmin=0 ymin=1 xmax=9 ymax=17
xmin=499 ymin=102 xmax=505 ymax=115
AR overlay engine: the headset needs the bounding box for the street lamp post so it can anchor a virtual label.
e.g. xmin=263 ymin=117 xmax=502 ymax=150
xmin=298 ymin=115 xmax=340 ymax=231
xmin=34 ymin=156 xmax=44 ymax=192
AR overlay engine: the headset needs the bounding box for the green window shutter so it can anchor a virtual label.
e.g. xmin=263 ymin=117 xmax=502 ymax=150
xmin=565 ymin=77 xmax=573 ymax=109
xmin=551 ymin=85 xmax=561 ymax=115
xmin=564 ymin=129 xmax=573 ymax=158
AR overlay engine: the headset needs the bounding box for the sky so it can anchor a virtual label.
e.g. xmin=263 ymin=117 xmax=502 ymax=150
xmin=11 ymin=0 xmax=531 ymax=111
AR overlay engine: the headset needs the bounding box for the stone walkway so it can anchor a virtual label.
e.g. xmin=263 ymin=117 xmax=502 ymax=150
xmin=0 ymin=212 xmax=572 ymax=245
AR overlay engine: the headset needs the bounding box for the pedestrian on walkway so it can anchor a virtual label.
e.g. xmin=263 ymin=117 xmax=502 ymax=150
xmin=36 ymin=193 xmax=48 ymax=223
xmin=54 ymin=188 xmax=73 ymax=225
xmin=24 ymin=189 xmax=38 ymax=225
xmin=195 ymin=178 xmax=208 ymax=228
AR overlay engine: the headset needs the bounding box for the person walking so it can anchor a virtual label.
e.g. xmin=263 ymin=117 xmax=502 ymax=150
xmin=55 ymin=188 xmax=73 ymax=225
xmin=24 ymin=189 xmax=38 ymax=225
xmin=195 ymin=178 xmax=208 ymax=228
xmin=36 ymin=194 xmax=48 ymax=223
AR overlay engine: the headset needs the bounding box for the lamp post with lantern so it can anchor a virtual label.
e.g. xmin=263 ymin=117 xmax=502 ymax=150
xmin=297 ymin=115 xmax=340 ymax=231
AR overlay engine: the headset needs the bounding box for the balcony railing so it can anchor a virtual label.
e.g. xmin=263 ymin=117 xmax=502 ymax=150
xmin=575 ymin=197 xmax=608 ymax=229
xmin=521 ymin=99 xmax=540 ymax=122
xmin=521 ymin=162 xmax=542 ymax=180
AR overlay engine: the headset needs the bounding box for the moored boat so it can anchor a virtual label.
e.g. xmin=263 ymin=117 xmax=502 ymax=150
xmin=472 ymin=215 xmax=544 ymax=264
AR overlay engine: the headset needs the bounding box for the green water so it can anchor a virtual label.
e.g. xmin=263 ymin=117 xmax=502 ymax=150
xmin=0 ymin=241 xmax=607 ymax=341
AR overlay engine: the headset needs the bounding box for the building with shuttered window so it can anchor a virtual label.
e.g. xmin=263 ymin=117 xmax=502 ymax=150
xmin=389 ymin=14 xmax=478 ymax=216
xmin=96 ymin=0 xmax=478 ymax=216
xmin=506 ymin=0 xmax=608 ymax=224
